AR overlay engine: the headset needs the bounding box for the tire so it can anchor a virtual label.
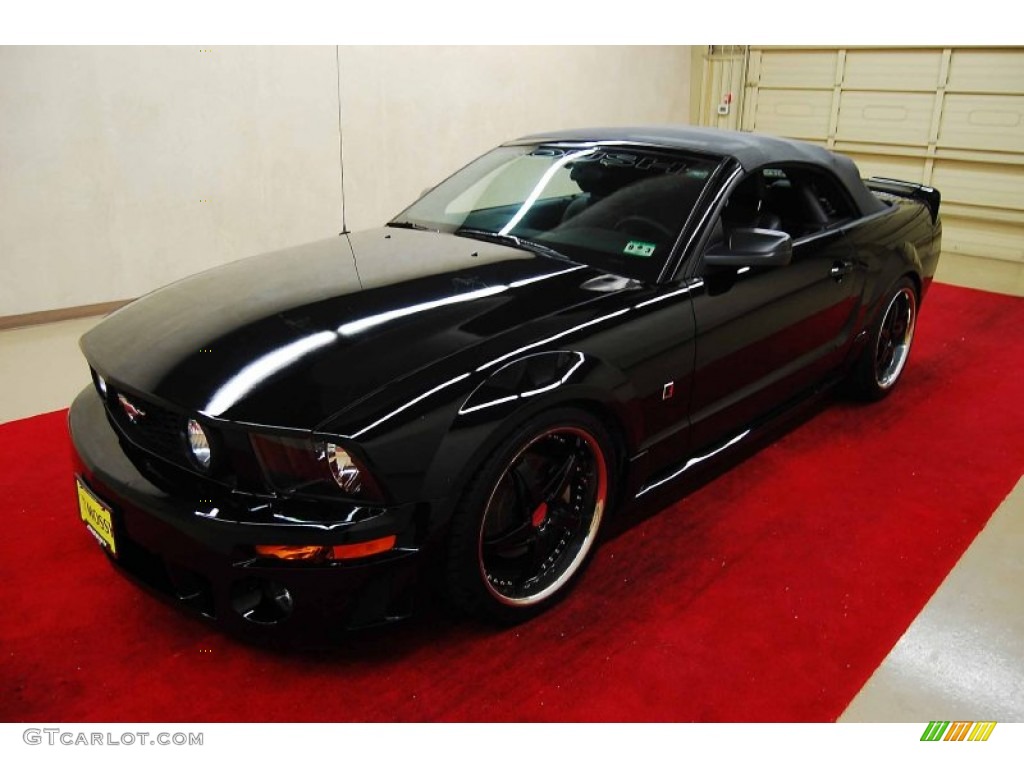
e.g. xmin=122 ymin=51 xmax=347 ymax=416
xmin=445 ymin=408 xmax=615 ymax=624
xmin=850 ymin=276 xmax=918 ymax=401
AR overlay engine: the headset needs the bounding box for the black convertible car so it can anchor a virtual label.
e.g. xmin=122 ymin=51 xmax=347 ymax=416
xmin=70 ymin=126 xmax=941 ymax=641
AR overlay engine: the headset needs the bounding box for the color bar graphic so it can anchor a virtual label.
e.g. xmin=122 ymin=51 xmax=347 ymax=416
xmin=920 ymin=721 xmax=996 ymax=741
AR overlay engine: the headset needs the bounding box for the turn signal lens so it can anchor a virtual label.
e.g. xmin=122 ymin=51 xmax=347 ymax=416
xmin=254 ymin=535 xmax=396 ymax=562
xmin=331 ymin=535 xmax=397 ymax=560
xmin=253 ymin=545 xmax=329 ymax=562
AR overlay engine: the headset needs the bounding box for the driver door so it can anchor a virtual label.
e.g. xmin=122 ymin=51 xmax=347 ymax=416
xmin=686 ymin=165 xmax=865 ymax=453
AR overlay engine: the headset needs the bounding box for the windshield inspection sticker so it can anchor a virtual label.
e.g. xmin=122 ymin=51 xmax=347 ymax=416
xmin=624 ymin=240 xmax=657 ymax=258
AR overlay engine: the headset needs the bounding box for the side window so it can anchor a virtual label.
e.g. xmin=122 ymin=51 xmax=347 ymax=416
xmin=718 ymin=166 xmax=855 ymax=242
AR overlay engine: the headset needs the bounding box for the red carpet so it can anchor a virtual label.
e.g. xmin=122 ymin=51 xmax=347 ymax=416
xmin=2 ymin=283 xmax=1023 ymax=722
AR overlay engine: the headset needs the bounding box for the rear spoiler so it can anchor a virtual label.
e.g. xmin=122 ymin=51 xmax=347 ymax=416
xmin=865 ymin=177 xmax=941 ymax=223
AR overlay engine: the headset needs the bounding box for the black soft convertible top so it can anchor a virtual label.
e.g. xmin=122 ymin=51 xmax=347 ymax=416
xmin=515 ymin=125 xmax=885 ymax=216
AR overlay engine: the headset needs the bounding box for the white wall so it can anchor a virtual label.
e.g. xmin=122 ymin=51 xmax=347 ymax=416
xmin=0 ymin=46 xmax=342 ymax=317
xmin=339 ymin=46 xmax=692 ymax=230
xmin=0 ymin=46 xmax=691 ymax=317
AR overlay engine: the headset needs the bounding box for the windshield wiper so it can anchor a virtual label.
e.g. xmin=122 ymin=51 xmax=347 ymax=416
xmin=386 ymin=220 xmax=434 ymax=231
xmin=454 ymin=228 xmax=572 ymax=263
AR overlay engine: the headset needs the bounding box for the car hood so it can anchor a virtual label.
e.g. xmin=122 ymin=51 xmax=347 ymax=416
xmin=82 ymin=228 xmax=626 ymax=429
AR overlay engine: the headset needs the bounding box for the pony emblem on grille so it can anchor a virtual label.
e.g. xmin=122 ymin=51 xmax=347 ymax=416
xmin=117 ymin=394 xmax=146 ymax=423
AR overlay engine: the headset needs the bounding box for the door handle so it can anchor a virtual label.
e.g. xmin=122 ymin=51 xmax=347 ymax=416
xmin=830 ymin=259 xmax=855 ymax=281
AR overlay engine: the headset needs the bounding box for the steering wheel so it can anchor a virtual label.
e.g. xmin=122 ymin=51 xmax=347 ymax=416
xmin=613 ymin=215 xmax=674 ymax=241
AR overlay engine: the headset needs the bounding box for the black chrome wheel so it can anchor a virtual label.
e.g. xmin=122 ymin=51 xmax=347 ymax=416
xmin=447 ymin=409 xmax=615 ymax=623
xmin=850 ymin=276 xmax=919 ymax=401
xmin=874 ymin=285 xmax=917 ymax=390
xmin=479 ymin=426 xmax=607 ymax=606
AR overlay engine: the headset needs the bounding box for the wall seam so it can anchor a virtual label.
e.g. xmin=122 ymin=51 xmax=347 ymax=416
xmin=335 ymin=45 xmax=348 ymax=233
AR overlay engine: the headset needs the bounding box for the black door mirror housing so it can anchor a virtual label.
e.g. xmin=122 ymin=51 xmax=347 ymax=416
xmin=705 ymin=228 xmax=793 ymax=268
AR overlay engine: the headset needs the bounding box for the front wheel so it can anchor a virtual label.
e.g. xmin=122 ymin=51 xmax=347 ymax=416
xmin=850 ymin=277 xmax=918 ymax=400
xmin=446 ymin=408 xmax=615 ymax=624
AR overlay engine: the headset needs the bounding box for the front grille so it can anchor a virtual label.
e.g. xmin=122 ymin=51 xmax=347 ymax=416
xmin=109 ymin=390 xmax=187 ymax=460
xmin=100 ymin=386 xmax=265 ymax=493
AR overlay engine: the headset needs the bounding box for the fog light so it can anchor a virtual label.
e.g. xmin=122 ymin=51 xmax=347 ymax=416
xmin=187 ymin=418 xmax=212 ymax=470
xmin=230 ymin=578 xmax=293 ymax=625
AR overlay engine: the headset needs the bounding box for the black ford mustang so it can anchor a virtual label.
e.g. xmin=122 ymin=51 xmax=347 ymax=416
xmin=70 ymin=126 xmax=941 ymax=641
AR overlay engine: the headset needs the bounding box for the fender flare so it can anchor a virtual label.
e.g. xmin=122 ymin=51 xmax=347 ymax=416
xmin=418 ymin=350 xmax=642 ymax=521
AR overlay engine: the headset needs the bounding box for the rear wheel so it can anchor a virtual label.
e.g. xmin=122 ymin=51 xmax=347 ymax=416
xmin=446 ymin=408 xmax=614 ymax=624
xmin=851 ymin=277 xmax=918 ymax=400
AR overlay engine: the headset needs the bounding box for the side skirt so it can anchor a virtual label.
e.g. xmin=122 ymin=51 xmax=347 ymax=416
xmin=615 ymin=376 xmax=844 ymax=530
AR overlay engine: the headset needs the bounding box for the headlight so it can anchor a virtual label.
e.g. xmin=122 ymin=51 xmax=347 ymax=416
xmin=324 ymin=442 xmax=363 ymax=494
xmin=249 ymin=433 xmax=384 ymax=501
xmin=93 ymin=371 xmax=108 ymax=398
xmin=186 ymin=418 xmax=212 ymax=470
xmin=319 ymin=441 xmax=384 ymax=501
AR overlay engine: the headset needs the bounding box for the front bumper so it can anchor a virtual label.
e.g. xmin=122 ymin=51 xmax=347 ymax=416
xmin=68 ymin=386 xmax=429 ymax=644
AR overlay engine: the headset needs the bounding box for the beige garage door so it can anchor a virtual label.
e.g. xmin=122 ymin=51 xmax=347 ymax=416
xmin=712 ymin=47 xmax=1024 ymax=295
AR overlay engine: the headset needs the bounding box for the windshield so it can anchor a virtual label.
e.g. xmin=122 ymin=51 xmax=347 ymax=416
xmin=392 ymin=143 xmax=721 ymax=282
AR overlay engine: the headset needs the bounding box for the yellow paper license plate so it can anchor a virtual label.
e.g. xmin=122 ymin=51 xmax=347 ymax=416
xmin=77 ymin=477 xmax=117 ymax=556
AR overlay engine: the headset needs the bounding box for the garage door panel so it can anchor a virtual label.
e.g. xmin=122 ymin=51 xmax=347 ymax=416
xmin=947 ymin=50 xmax=1024 ymax=95
xmin=932 ymin=161 xmax=1024 ymax=211
xmin=837 ymin=91 xmax=935 ymax=146
xmin=755 ymin=50 xmax=837 ymax=89
xmin=942 ymin=216 xmax=1024 ymax=264
xmin=845 ymin=153 xmax=925 ymax=184
xmin=937 ymin=252 xmax=1024 ymax=295
xmin=938 ymin=94 xmax=1024 ymax=153
xmin=736 ymin=46 xmax=1024 ymax=295
xmin=752 ymin=88 xmax=832 ymax=139
xmin=843 ymin=50 xmax=943 ymax=92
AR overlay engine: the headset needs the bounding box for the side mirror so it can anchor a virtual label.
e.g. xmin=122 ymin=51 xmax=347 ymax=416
xmin=705 ymin=228 xmax=793 ymax=268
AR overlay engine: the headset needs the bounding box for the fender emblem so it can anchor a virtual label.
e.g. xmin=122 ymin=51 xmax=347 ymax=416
xmin=117 ymin=394 xmax=146 ymax=423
